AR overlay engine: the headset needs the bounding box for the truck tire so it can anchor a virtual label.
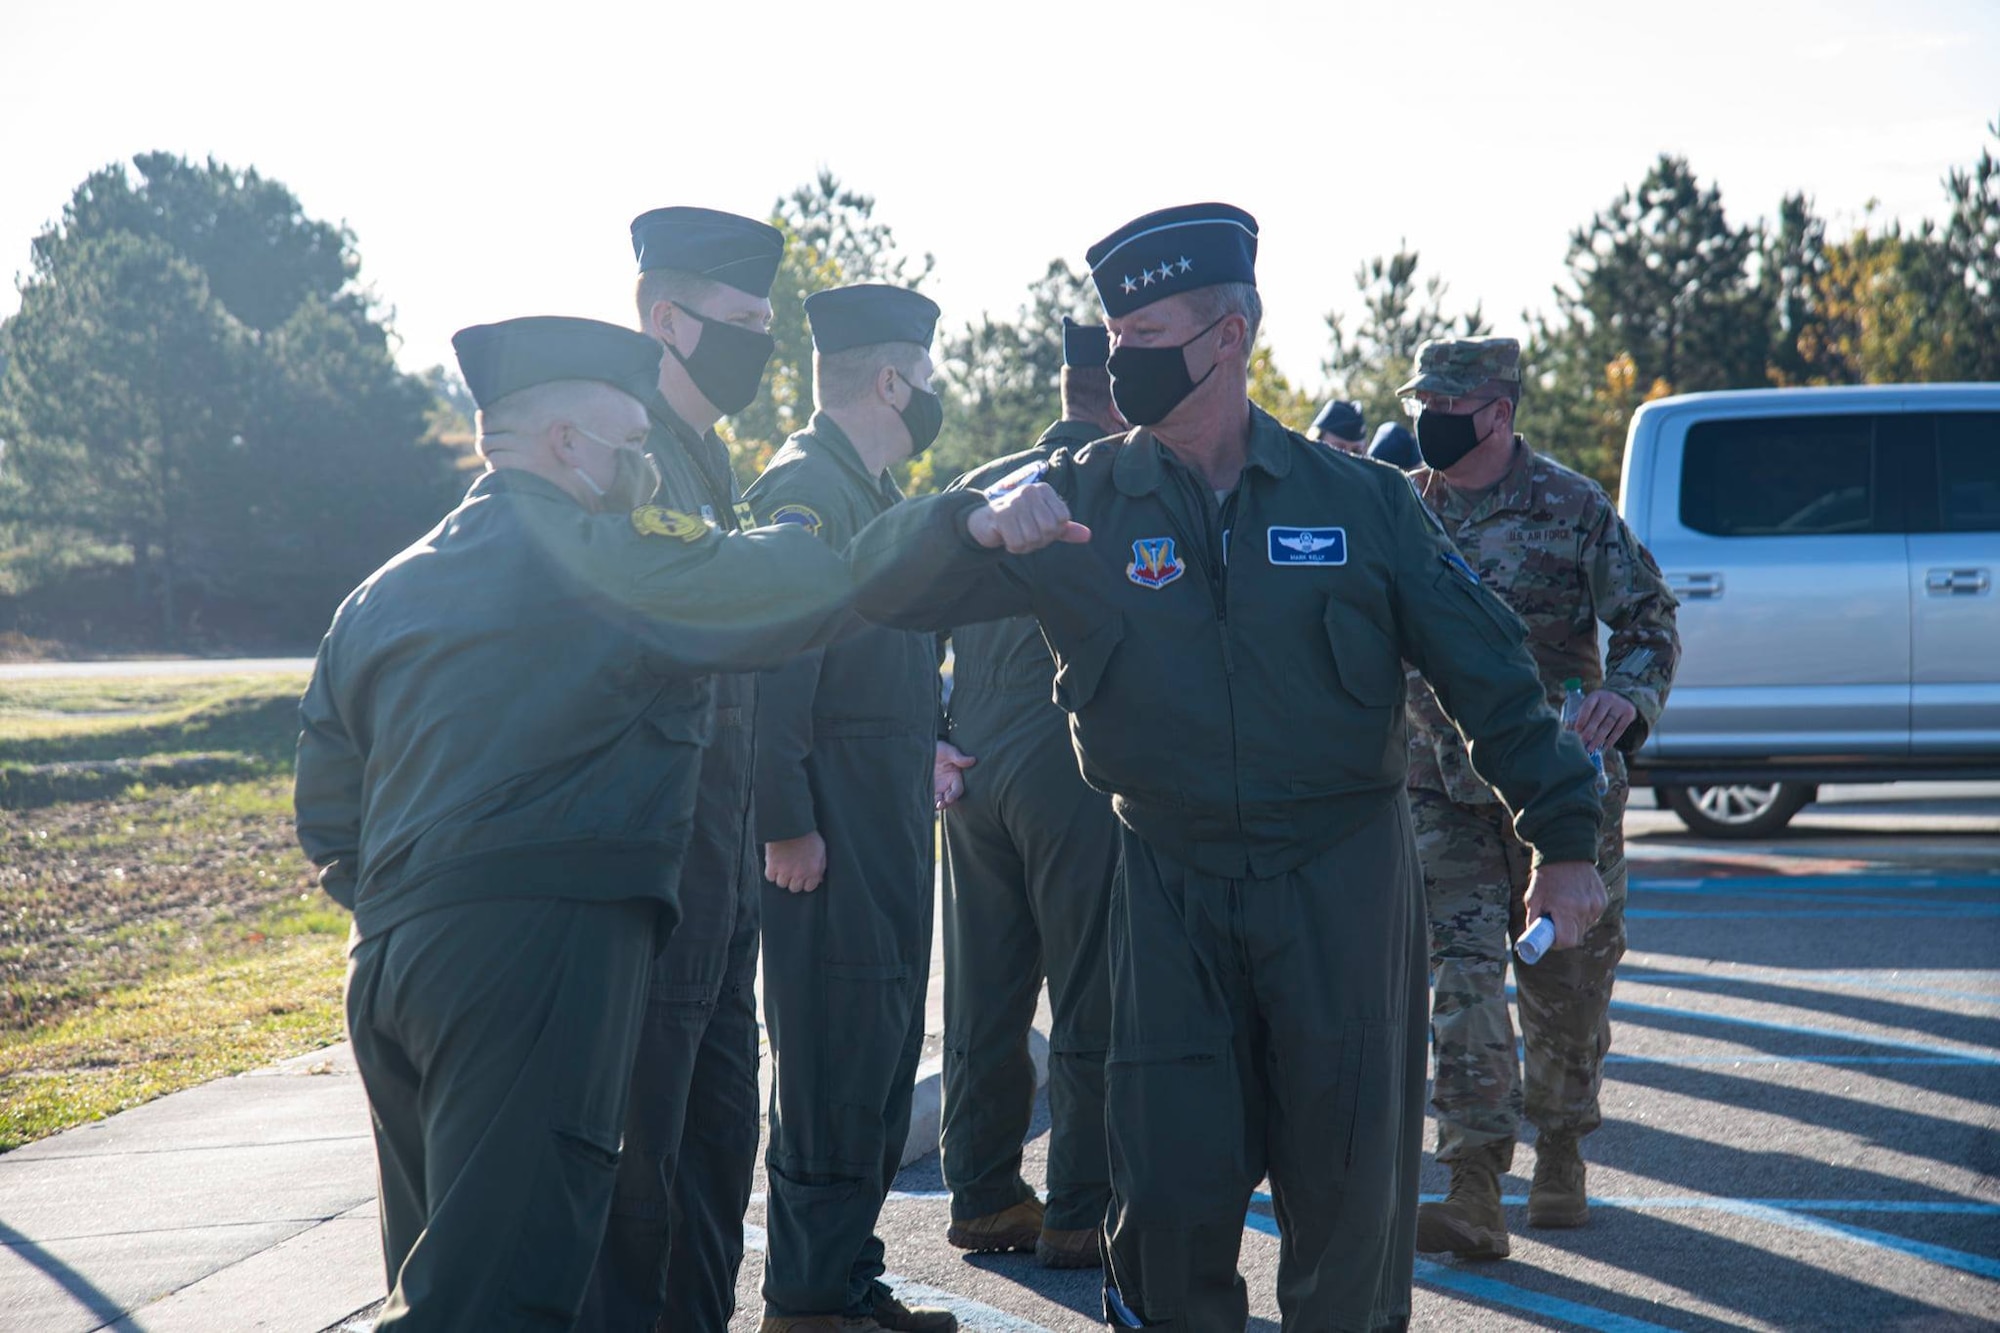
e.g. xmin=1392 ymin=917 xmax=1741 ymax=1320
xmin=1660 ymin=782 xmax=1814 ymax=838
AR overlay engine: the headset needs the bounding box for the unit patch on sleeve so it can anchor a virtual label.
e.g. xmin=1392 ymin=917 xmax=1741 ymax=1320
xmin=767 ymin=503 xmax=824 ymax=537
xmin=630 ymin=506 xmax=712 ymax=542
xmin=1267 ymin=526 xmax=1347 ymax=566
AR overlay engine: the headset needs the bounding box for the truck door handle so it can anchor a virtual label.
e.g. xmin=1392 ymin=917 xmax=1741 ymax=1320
xmin=1926 ymin=568 xmax=1991 ymax=596
xmin=1668 ymin=572 xmax=1724 ymax=600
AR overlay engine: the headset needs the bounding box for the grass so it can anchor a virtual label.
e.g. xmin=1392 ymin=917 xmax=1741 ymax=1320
xmin=0 ymin=671 xmax=351 ymax=1151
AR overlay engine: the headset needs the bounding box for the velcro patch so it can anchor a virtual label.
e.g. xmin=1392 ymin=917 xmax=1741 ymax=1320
xmin=630 ymin=506 xmax=711 ymax=542
xmin=767 ymin=503 xmax=823 ymax=537
xmin=1267 ymin=526 xmax=1347 ymax=566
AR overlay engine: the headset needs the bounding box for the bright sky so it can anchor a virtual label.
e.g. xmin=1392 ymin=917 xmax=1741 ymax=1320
xmin=3 ymin=0 xmax=1995 ymax=401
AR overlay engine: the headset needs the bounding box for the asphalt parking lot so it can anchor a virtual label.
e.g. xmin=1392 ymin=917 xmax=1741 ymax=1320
xmin=730 ymin=785 xmax=2000 ymax=1330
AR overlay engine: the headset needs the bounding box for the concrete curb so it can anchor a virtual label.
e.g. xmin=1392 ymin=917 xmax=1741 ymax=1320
xmin=902 ymin=1028 xmax=1050 ymax=1169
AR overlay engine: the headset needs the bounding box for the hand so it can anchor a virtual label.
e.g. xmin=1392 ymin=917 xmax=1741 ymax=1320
xmin=765 ymin=832 xmax=827 ymax=894
xmin=965 ymin=482 xmax=1091 ymax=554
xmin=934 ymin=741 xmax=977 ymax=810
xmin=1574 ymin=689 xmax=1637 ymax=752
xmin=1522 ymin=860 xmax=1607 ymax=951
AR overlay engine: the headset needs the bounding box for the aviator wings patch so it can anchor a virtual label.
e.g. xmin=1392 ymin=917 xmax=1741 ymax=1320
xmin=1267 ymin=526 xmax=1347 ymax=566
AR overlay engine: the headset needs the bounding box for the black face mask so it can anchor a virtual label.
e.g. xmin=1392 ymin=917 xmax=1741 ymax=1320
xmin=1106 ymin=316 xmax=1225 ymax=427
xmin=897 ymin=379 xmax=945 ymax=456
xmin=667 ymin=305 xmax=775 ymax=416
xmin=1415 ymin=406 xmax=1495 ymax=471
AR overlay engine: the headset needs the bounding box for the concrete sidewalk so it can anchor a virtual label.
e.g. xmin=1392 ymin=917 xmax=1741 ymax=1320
xmin=0 ymin=907 xmax=1047 ymax=1331
xmin=0 ymin=1044 xmax=382 ymax=1332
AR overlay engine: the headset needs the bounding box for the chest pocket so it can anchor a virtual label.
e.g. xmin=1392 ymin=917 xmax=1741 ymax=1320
xmin=1322 ymin=596 xmax=1401 ymax=708
xmin=1052 ymin=614 xmax=1124 ymax=714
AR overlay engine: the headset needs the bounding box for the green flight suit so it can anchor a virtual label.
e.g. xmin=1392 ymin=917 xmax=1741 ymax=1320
xmin=846 ymin=407 xmax=1602 ymax=1331
xmin=746 ymin=414 xmax=941 ymax=1319
xmin=939 ymin=420 xmax=1117 ymax=1234
xmin=580 ymin=395 xmax=768 ymax=1333
xmin=295 ymin=468 xmax=853 ymax=1333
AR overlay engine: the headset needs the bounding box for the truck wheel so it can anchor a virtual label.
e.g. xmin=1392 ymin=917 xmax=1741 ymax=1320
xmin=1660 ymin=782 xmax=1814 ymax=838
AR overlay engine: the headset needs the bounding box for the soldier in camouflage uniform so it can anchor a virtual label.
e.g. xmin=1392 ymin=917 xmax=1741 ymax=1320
xmin=1399 ymin=337 xmax=1680 ymax=1262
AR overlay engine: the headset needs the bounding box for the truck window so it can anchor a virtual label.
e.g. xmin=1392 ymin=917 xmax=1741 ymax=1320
xmin=1938 ymin=413 xmax=2000 ymax=533
xmin=1680 ymin=416 xmax=1877 ymax=537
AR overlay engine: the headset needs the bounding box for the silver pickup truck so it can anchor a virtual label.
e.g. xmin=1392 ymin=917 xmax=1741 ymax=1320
xmin=1618 ymin=383 xmax=2000 ymax=836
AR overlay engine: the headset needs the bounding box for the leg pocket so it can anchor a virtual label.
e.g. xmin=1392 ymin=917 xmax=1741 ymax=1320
xmin=501 ymin=1123 xmax=624 ymax=1327
xmin=1105 ymin=1041 xmax=1251 ymax=1227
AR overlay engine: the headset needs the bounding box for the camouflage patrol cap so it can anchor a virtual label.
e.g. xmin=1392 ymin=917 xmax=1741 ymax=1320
xmin=1397 ymin=337 xmax=1522 ymax=398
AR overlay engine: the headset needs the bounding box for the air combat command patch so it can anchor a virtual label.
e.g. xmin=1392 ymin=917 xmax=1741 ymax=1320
xmin=1126 ymin=536 xmax=1185 ymax=589
xmin=630 ymin=505 xmax=712 ymax=542
xmin=768 ymin=503 xmax=824 ymax=538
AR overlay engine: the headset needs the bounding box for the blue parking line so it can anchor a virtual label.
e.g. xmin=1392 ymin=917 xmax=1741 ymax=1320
xmin=1725 ymin=1202 xmax=2000 ymax=1283
xmin=1619 ymin=969 xmax=2000 ymax=1007
xmin=1608 ymin=996 xmax=2000 ymax=1064
xmin=1629 ymin=907 xmax=2000 ymax=919
xmin=1400 ymin=1194 xmax=2000 ymax=1217
xmin=1629 ymin=884 xmax=2000 ymax=912
xmin=1631 ymin=875 xmax=2000 ymax=892
xmin=1605 ymin=1052 xmax=1986 ymax=1067
xmin=1242 ymin=1209 xmax=1675 ymax=1332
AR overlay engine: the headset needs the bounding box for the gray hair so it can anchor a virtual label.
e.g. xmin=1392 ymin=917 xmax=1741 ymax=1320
xmin=1178 ymin=282 xmax=1263 ymax=364
xmin=813 ymin=341 xmax=928 ymax=409
xmin=476 ymin=379 xmax=622 ymax=444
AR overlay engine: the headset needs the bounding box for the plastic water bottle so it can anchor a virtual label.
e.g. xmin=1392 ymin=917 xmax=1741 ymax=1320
xmin=1561 ymin=677 xmax=1612 ymax=795
xmin=1517 ymin=915 xmax=1556 ymax=965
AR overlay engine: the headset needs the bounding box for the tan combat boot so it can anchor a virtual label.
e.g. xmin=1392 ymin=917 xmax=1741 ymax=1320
xmin=1034 ymin=1225 xmax=1100 ymax=1269
xmin=945 ymin=1196 xmax=1044 ymax=1254
xmin=1528 ymin=1133 xmax=1590 ymax=1228
xmin=757 ymin=1317 xmax=880 ymax=1332
xmin=869 ymin=1292 xmax=960 ymax=1332
xmin=1415 ymin=1152 xmax=1511 ymax=1260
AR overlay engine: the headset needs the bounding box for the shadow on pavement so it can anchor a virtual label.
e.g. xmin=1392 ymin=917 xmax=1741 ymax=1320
xmin=1604 ymin=1058 xmax=2000 ymax=1181
xmin=0 ymin=1220 xmax=125 ymax=1325
xmin=1617 ymin=967 xmax=2000 ymax=1052
xmin=1591 ymin=1119 xmax=1984 ymax=1212
xmin=1608 ymin=999 xmax=1999 ymax=1098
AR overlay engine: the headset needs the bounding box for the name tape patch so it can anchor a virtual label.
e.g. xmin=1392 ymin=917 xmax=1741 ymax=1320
xmin=1267 ymin=526 xmax=1347 ymax=566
